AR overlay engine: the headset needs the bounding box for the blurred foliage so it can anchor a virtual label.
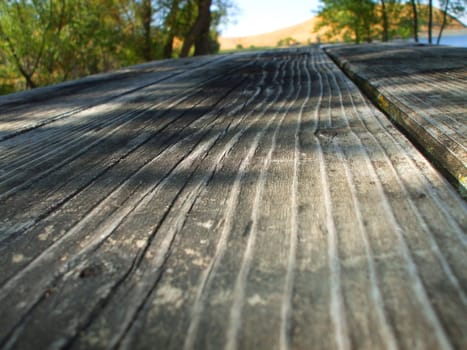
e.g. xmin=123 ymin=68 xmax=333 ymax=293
xmin=0 ymin=0 xmax=235 ymax=93
xmin=277 ymin=37 xmax=299 ymax=46
xmin=315 ymin=0 xmax=378 ymax=43
xmin=314 ymin=0 xmax=466 ymax=44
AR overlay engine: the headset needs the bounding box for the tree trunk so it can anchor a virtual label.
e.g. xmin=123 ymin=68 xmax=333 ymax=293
xmin=22 ymin=71 xmax=37 ymax=89
xmin=437 ymin=0 xmax=450 ymax=45
xmin=355 ymin=28 xmax=360 ymax=44
xmin=410 ymin=0 xmax=419 ymax=42
xmin=1 ymin=32 xmax=37 ymax=88
xmin=365 ymin=21 xmax=372 ymax=43
xmin=428 ymin=0 xmax=433 ymax=44
xmin=142 ymin=0 xmax=152 ymax=61
xmin=163 ymin=34 xmax=175 ymax=58
xmin=163 ymin=0 xmax=180 ymax=58
xmin=194 ymin=8 xmax=212 ymax=55
xmin=381 ymin=0 xmax=389 ymax=42
xmin=180 ymin=0 xmax=212 ymax=57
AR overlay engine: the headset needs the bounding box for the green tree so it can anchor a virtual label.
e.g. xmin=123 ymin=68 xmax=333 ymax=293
xmin=381 ymin=0 xmax=389 ymax=41
xmin=0 ymin=0 xmax=136 ymax=89
xmin=277 ymin=37 xmax=299 ymax=46
xmin=180 ymin=0 xmax=212 ymax=56
xmin=437 ymin=0 xmax=466 ymax=44
xmin=178 ymin=0 xmax=232 ymax=57
xmin=379 ymin=0 xmax=407 ymax=42
xmin=315 ymin=0 xmax=460 ymax=44
xmin=0 ymin=0 xmax=234 ymax=93
xmin=428 ymin=0 xmax=433 ymax=43
xmin=141 ymin=0 xmax=153 ymax=60
xmin=161 ymin=0 xmax=182 ymax=58
xmin=0 ymin=0 xmax=54 ymax=88
xmin=315 ymin=0 xmax=377 ymax=43
xmin=410 ymin=0 xmax=419 ymax=42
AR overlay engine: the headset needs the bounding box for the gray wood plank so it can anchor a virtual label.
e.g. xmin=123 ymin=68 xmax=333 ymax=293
xmin=0 ymin=47 xmax=465 ymax=350
xmin=325 ymin=43 xmax=467 ymax=197
xmin=0 ymin=55 xmax=226 ymax=142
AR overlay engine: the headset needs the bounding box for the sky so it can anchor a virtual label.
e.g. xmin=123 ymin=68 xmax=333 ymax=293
xmin=221 ymin=0 xmax=321 ymax=37
xmin=220 ymin=0 xmax=467 ymax=38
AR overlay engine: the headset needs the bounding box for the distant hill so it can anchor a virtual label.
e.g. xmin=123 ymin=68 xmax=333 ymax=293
xmin=219 ymin=18 xmax=322 ymax=50
xmin=219 ymin=13 xmax=466 ymax=51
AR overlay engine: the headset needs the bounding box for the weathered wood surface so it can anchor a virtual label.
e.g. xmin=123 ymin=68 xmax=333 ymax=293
xmin=325 ymin=44 xmax=467 ymax=197
xmin=0 ymin=47 xmax=466 ymax=350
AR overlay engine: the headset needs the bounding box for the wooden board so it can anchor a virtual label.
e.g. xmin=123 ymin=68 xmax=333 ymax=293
xmin=0 ymin=47 xmax=466 ymax=350
xmin=325 ymin=43 xmax=467 ymax=198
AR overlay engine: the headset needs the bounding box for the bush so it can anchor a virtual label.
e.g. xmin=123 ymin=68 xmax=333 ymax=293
xmin=277 ymin=37 xmax=299 ymax=47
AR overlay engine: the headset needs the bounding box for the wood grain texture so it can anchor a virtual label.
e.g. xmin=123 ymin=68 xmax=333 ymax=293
xmin=325 ymin=43 xmax=467 ymax=198
xmin=0 ymin=47 xmax=466 ymax=350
